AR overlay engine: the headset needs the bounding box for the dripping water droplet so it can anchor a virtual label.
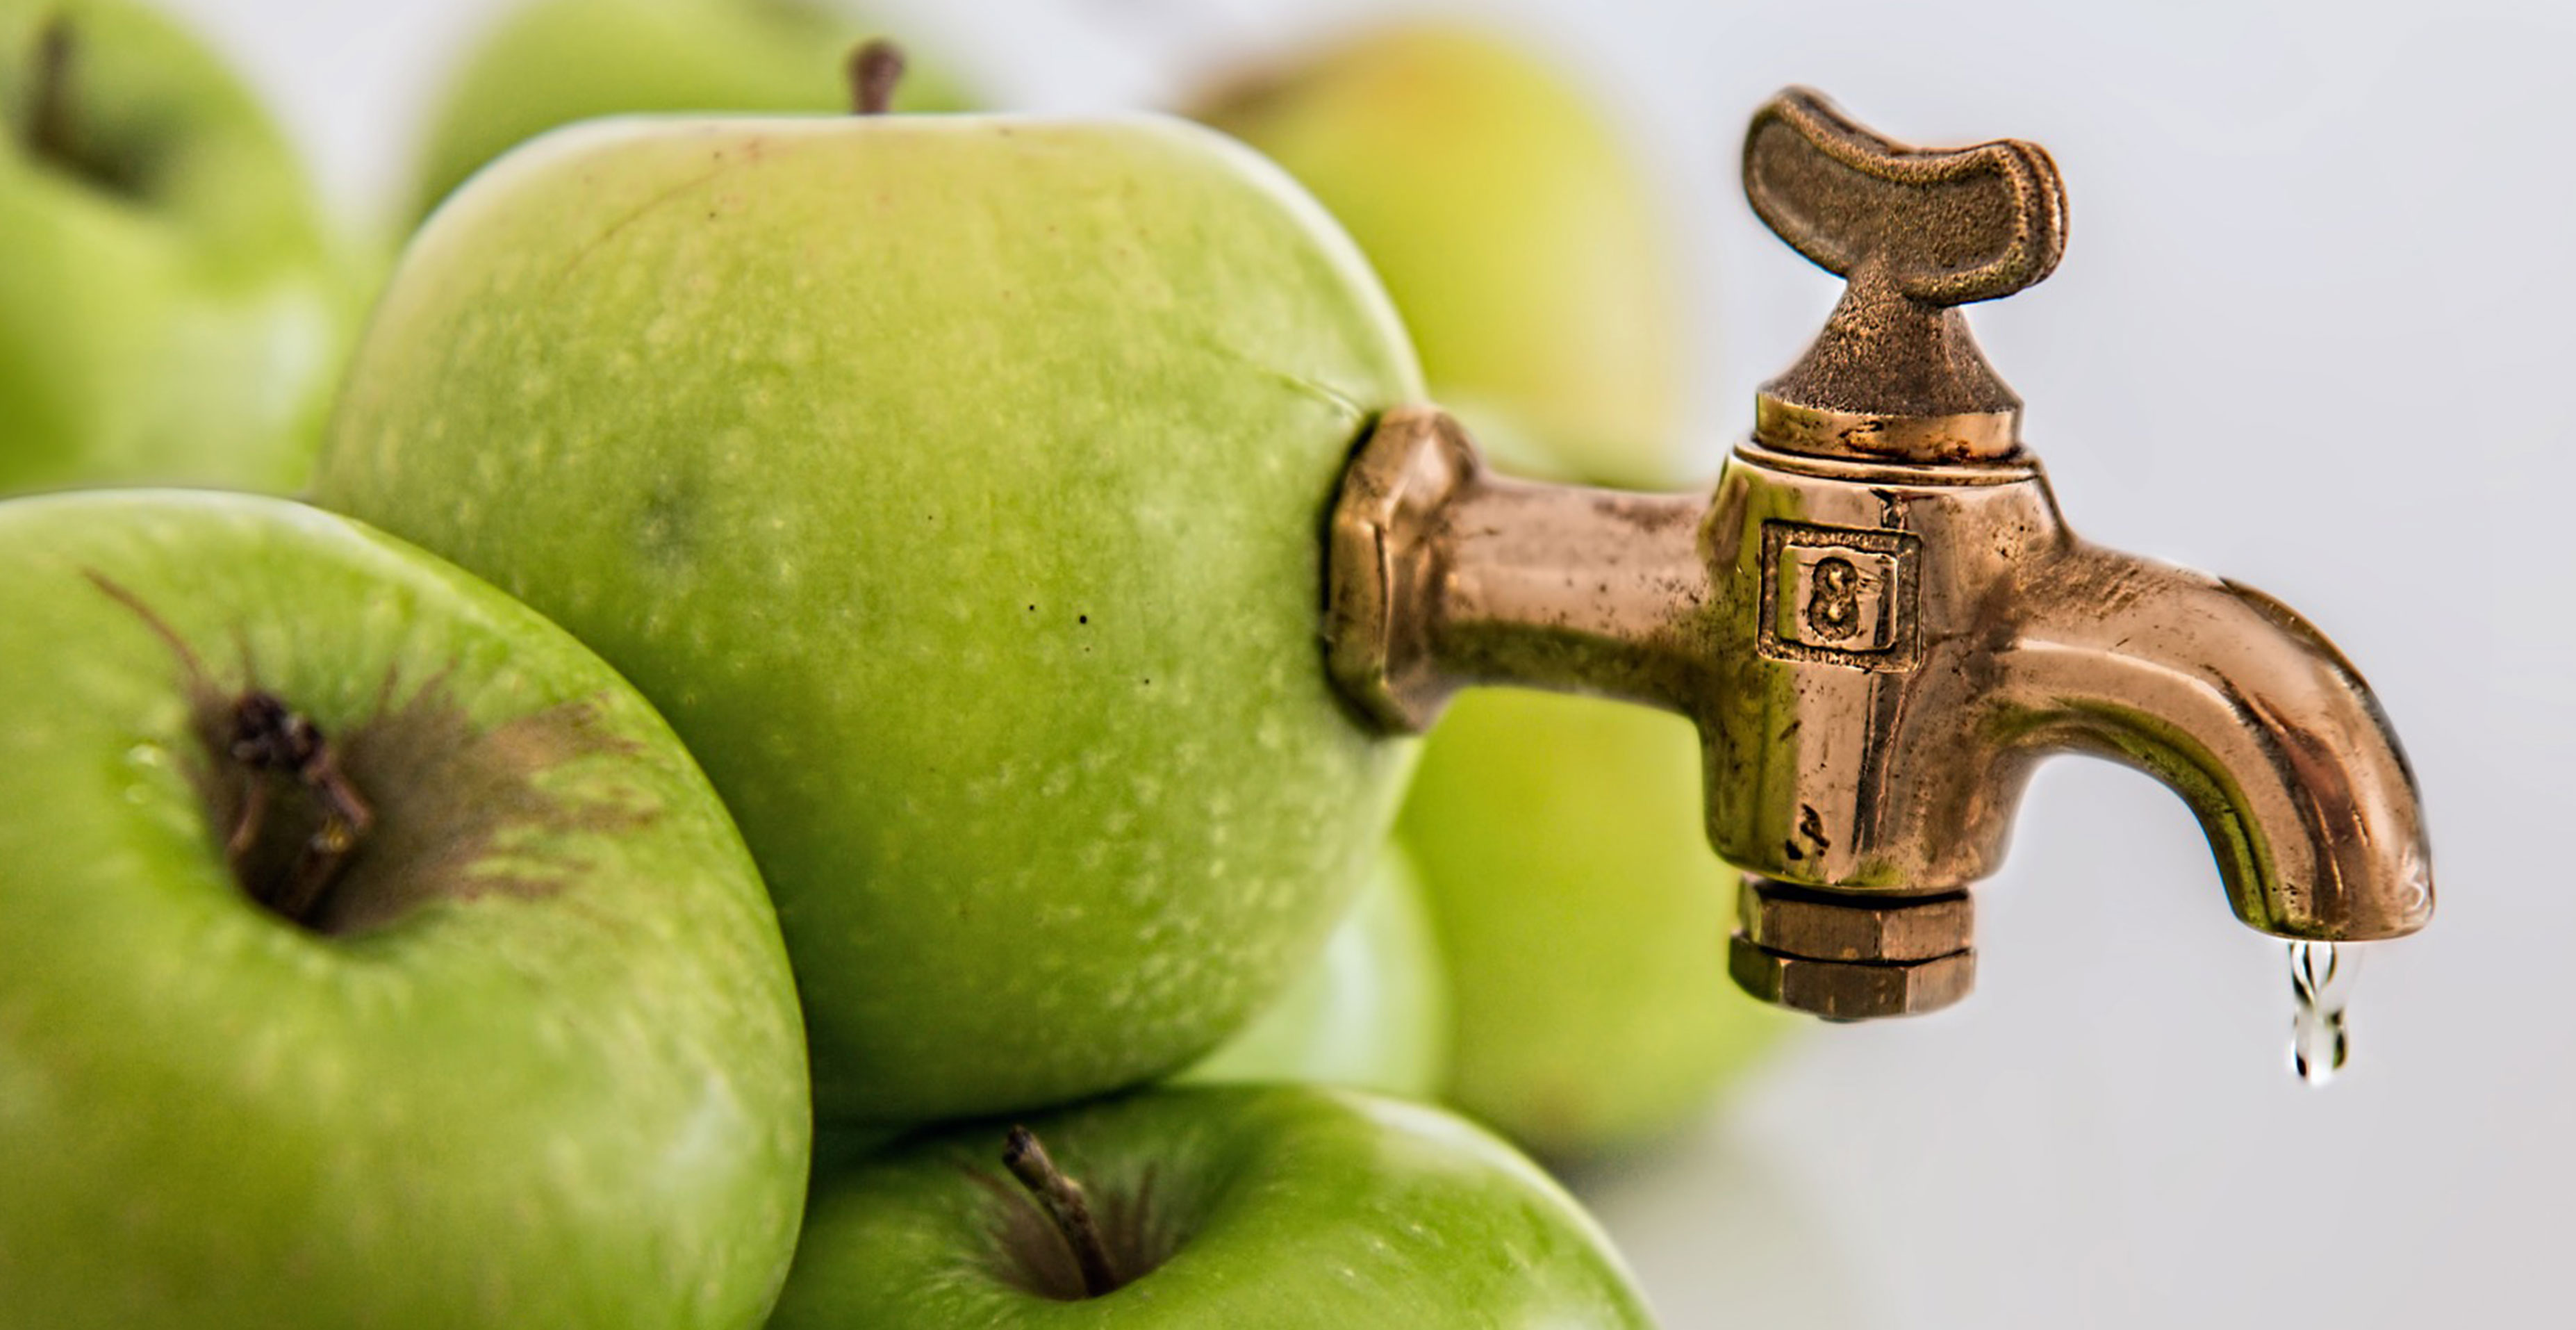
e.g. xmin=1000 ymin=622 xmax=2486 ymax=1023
xmin=2287 ymin=940 xmax=2358 ymax=1086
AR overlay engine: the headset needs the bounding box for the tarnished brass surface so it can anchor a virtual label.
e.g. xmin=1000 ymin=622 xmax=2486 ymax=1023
xmin=1738 ymin=878 xmax=1971 ymax=964
xmin=1727 ymin=940 xmax=1975 ymax=1021
xmin=1323 ymin=88 xmax=2436 ymax=1021
xmin=1744 ymin=87 xmax=2063 ymax=463
xmin=1326 ymin=407 xmax=1710 ymax=732
xmin=1731 ymin=878 xmax=1972 ymax=1019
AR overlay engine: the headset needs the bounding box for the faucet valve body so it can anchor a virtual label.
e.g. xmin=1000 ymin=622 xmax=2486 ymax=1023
xmin=1323 ymin=89 xmax=2435 ymax=1021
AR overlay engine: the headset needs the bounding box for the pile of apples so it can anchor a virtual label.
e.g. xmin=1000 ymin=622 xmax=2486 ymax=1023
xmin=0 ymin=0 xmax=1790 ymax=1324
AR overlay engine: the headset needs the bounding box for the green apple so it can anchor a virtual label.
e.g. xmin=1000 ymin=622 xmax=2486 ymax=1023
xmin=313 ymin=112 xmax=1423 ymax=1126
xmin=412 ymin=0 xmax=974 ymax=220
xmin=0 ymin=0 xmax=356 ymax=495
xmin=0 ymin=489 xmax=809 ymax=1328
xmin=1401 ymin=691 xmax=1790 ymax=1160
xmin=769 ymin=1085 xmax=1656 ymax=1327
xmin=1191 ymin=22 xmax=1685 ymax=491
xmin=1181 ymin=845 xmax=1448 ymax=1099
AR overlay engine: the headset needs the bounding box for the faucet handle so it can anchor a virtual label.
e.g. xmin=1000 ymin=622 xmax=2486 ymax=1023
xmin=1744 ymin=88 xmax=2066 ymax=462
xmin=1744 ymin=87 xmax=2066 ymax=306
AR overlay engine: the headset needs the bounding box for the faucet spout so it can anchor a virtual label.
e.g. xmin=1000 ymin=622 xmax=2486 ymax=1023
xmin=1996 ymin=545 xmax=2434 ymax=941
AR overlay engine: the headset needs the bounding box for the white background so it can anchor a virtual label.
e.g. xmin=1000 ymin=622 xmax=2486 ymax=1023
xmin=158 ymin=1 xmax=2575 ymax=1325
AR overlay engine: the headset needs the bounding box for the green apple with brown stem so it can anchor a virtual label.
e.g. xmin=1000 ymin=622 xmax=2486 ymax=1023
xmin=1196 ymin=22 xmax=1785 ymax=1160
xmin=0 ymin=0 xmax=358 ymax=495
xmin=768 ymin=1085 xmax=1656 ymax=1328
xmin=314 ymin=90 xmax=1426 ymax=1127
xmin=0 ymin=490 xmax=809 ymax=1328
xmin=411 ymin=0 xmax=974 ymax=220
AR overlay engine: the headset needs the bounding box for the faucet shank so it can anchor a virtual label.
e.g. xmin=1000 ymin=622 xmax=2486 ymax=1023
xmin=1326 ymin=407 xmax=1709 ymax=730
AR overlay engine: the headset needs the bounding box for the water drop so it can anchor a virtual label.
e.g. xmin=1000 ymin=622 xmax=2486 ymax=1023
xmin=2287 ymin=940 xmax=2358 ymax=1086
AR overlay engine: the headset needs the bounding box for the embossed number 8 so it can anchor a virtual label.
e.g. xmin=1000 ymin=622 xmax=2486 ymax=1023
xmin=1806 ymin=556 xmax=1863 ymax=641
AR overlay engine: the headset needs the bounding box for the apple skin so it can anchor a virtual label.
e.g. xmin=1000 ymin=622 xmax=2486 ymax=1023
xmin=412 ymin=0 xmax=975 ymax=220
xmin=768 ymin=1085 xmax=1656 ymax=1328
xmin=1180 ymin=844 xmax=1448 ymax=1099
xmin=0 ymin=490 xmax=809 ymax=1328
xmin=0 ymin=0 xmax=356 ymax=495
xmin=1192 ymin=23 xmax=1685 ymax=491
xmin=313 ymin=113 xmax=1423 ymax=1127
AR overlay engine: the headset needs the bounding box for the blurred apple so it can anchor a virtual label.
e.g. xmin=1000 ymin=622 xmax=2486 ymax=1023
xmin=315 ymin=110 xmax=1423 ymax=1127
xmin=1182 ymin=846 xmax=1447 ymax=1099
xmin=1191 ymin=22 xmax=1684 ymax=490
xmin=1400 ymin=691 xmax=1790 ymax=1159
xmin=0 ymin=0 xmax=357 ymax=495
xmin=412 ymin=0 xmax=974 ymax=218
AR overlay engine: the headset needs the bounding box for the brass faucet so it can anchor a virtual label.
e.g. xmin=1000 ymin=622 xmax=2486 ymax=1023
xmin=1323 ymin=88 xmax=2435 ymax=1020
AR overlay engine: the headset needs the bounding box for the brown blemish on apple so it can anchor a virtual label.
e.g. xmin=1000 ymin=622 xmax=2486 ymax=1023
xmin=972 ymin=1127 xmax=1181 ymax=1302
xmin=88 ymin=571 xmax=657 ymax=937
xmin=315 ymin=671 xmax=657 ymax=935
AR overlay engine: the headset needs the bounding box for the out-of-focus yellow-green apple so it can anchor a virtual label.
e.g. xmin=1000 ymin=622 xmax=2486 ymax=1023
xmin=411 ymin=0 xmax=973 ymax=219
xmin=1182 ymin=846 xmax=1447 ymax=1099
xmin=312 ymin=110 xmax=1425 ymax=1128
xmin=0 ymin=0 xmax=356 ymax=495
xmin=768 ymin=1085 xmax=1657 ymax=1328
xmin=1191 ymin=22 xmax=1685 ymax=491
xmin=0 ymin=490 xmax=809 ymax=1329
xmin=1401 ymin=691 xmax=1790 ymax=1159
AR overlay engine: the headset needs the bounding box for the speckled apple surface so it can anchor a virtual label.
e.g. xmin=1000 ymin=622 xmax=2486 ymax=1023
xmin=770 ymin=1085 xmax=1657 ymax=1328
xmin=0 ymin=491 xmax=809 ymax=1328
xmin=314 ymin=113 xmax=1424 ymax=1126
xmin=1181 ymin=845 xmax=1449 ymax=1099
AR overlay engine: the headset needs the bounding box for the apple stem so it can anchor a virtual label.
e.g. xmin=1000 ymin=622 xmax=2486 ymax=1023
xmin=1002 ymin=1125 xmax=1122 ymax=1298
xmin=846 ymin=38 xmax=905 ymax=116
xmin=24 ymin=12 xmax=76 ymax=165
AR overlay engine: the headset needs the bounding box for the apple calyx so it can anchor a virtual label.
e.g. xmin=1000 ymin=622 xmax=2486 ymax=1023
xmin=994 ymin=1124 xmax=1138 ymax=1299
xmin=221 ymin=689 xmax=375 ymax=925
xmin=87 ymin=572 xmax=656 ymax=937
xmin=845 ymin=38 xmax=905 ymax=116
